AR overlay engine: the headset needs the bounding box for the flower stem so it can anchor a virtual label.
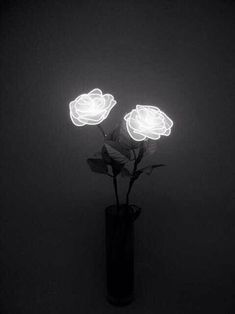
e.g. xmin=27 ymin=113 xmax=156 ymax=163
xmin=97 ymin=124 xmax=106 ymax=138
xmin=97 ymin=124 xmax=119 ymax=208
xmin=126 ymin=149 xmax=138 ymax=206
xmin=113 ymin=175 xmax=120 ymax=210
xmin=126 ymin=178 xmax=134 ymax=206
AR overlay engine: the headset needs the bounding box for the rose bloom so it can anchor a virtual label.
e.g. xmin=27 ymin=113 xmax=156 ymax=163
xmin=124 ymin=105 xmax=173 ymax=141
xmin=69 ymin=88 xmax=117 ymax=126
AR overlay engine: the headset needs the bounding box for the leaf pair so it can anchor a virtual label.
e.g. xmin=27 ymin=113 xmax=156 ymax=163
xmin=104 ymin=140 xmax=131 ymax=176
xmin=104 ymin=140 xmax=130 ymax=164
xmin=135 ymin=164 xmax=165 ymax=178
xmin=121 ymin=164 xmax=165 ymax=180
xmin=87 ymin=139 xmax=131 ymax=176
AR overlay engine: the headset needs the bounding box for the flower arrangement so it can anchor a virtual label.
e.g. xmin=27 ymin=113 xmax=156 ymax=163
xmin=69 ymin=88 xmax=173 ymax=211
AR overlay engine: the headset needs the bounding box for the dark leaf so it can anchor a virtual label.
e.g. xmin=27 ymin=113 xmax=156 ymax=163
xmin=120 ymin=167 xmax=131 ymax=178
xmin=87 ymin=158 xmax=108 ymax=174
xmin=112 ymin=161 xmax=124 ymax=176
xmin=104 ymin=140 xmax=131 ymax=164
xmin=101 ymin=145 xmax=112 ymax=164
xmin=138 ymin=164 xmax=165 ymax=175
xmin=102 ymin=144 xmax=125 ymax=176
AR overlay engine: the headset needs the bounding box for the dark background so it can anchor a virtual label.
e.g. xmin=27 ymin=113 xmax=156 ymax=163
xmin=1 ymin=0 xmax=235 ymax=313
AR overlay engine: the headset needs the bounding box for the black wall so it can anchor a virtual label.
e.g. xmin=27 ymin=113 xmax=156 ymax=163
xmin=1 ymin=1 xmax=235 ymax=313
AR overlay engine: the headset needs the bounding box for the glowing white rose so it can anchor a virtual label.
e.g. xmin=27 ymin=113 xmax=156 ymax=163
xmin=69 ymin=88 xmax=117 ymax=126
xmin=124 ymin=105 xmax=173 ymax=141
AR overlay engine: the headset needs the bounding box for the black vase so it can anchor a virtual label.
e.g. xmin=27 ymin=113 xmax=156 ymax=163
xmin=105 ymin=204 xmax=140 ymax=306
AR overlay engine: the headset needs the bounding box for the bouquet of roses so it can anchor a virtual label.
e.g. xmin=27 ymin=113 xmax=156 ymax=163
xmin=69 ymin=88 xmax=173 ymax=214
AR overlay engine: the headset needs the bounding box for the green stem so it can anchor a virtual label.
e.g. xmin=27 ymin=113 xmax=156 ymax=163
xmin=126 ymin=149 xmax=138 ymax=206
xmin=97 ymin=124 xmax=119 ymax=208
xmin=126 ymin=178 xmax=134 ymax=206
xmin=113 ymin=175 xmax=120 ymax=209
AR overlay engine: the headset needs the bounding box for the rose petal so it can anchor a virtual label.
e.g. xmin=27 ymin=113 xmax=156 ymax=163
xmin=136 ymin=106 xmax=149 ymax=121
xmin=74 ymin=94 xmax=84 ymax=102
xmin=137 ymin=128 xmax=161 ymax=140
xmin=79 ymin=113 xmax=106 ymax=125
xmin=125 ymin=109 xmax=139 ymax=128
xmin=76 ymin=102 xmax=94 ymax=113
xmin=103 ymin=94 xmax=113 ymax=107
xmin=143 ymin=110 xmax=165 ymax=130
xmin=70 ymin=111 xmax=85 ymax=126
xmin=145 ymin=105 xmax=161 ymax=112
xmin=136 ymin=105 xmax=144 ymax=115
xmin=89 ymin=88 xmax=102 ymax=96
xmin=148 ymin=118 xmax=165 ymax=131
xmin=90 ymin=96 xmax=104 ymax=110
xmin=125 ymin=109 xmax=136 ymax=121
xmin=124 ymin=112 xmax=131 ymax=121
xmin=160 ymin=110 xmax=173 ymax=129
xmin=75 ymin=94 xmax=90 ymax=102
xmin=80 ymin=109 xmax=106 ymax=121
xmin=151 ymin=126 xmax=167 ymax=135
xmin=162 ymin=128 xmax=171 ymax=136
xmin=126 ymin=119 xmax=146 ymax=141
xmin=76 ymin=107 xmax=105 ymax=118
xmin=129 ymin=114 xmax=142 ymax=131
xmin=103 ymin=99 xmax=116 ymax=119
xmin=130 ymin=109 xmax=139 ymax=120
xmin=108 ymin=99 xmax=116 ymax=110
xmin=69 ymin=100 xmax=80 ymax=118
xmin=76 ymin=95 xmax=93 ymax=109
xmin=146 ymin=107 xmax=160 ymax=119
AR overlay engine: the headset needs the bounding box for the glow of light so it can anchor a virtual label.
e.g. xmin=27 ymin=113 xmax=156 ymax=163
xmin=69 ymin=88 xmax=117 ymax=126
xmin=124 ymin=105 xmax=173 ymax=141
